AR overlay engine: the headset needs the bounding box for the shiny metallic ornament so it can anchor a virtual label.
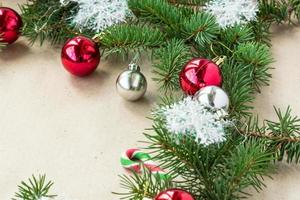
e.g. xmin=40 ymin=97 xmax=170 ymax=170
xmin=61 ymin=36 xmax=100 ymax=77
xmin=116 ymin=63 xmax=147 ymax=101
xmin=194 ymin=86 xmax=229 ymax=111
xmin=155 ymin=189 xmax=195 ymax=200
xmin=0 ymin=7 xmax=23 ymax=44
xmin=179 ymin=58 xmax=223 ymax=95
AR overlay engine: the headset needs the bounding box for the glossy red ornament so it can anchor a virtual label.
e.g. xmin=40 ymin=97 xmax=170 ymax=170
xmin=155 ymin=189 xmax=195 ymax=200
xmin=61 ymin=36 xmax=100 ymax=77
xmin=0 ymin=7 xmax=23 ymax=44
xmin=179 ymin=58 xmax=223 ymax=95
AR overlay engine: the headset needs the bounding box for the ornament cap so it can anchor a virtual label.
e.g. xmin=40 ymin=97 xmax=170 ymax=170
xmin=213 ymin=56 xmax=226 ymax=66
xmin=128 ymin=63 xmax=140 ymax=72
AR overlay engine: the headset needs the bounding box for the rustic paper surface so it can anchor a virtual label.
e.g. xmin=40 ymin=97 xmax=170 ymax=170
xmin=1 ymin=1 xmax=300 ymax=199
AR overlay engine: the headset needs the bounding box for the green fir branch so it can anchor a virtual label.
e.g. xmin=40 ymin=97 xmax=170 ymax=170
xmin=143 ymin=117 xmax=274 ymax=199
xmin=97 ymin=25 xmax=167 ymax=57
xmin=258 ymin=0 xmax=300 ymax=24
xmin=243 ymin=107 xmax=300 ymax=163
xmin=293 ymin=0 xmax=300 ymax=20
xmin=114 ymin=169 xmax=173 ymax=200
xmin=220 ymin=26 xmax=255 ymax=49
xmin=183 ymin=12 xmax=219 ymax=46
xmin=258 ymin=0 xmax=290 ymax=23
xmin=249 ymin=20 xmax=272 ymax=45
xmin=20 ymin=0 xmax=79 ymax=45
xmin=219 ymin=139 xmax=274 ymax=200
xmin=234 ymin=42 xmax=273 ymax=92
xmin=12 ymin=175 xmax=56 ymax=200
xmin=221 ymin=59 xmax=255 ymax=118
xmin=128 ymin=0 xmax=185 ymax=35
xmin=167 ymin=0 xmax=209 ymax=7
xmin=152 ymin=39 xmax=192 ymax=92
xmin=144 ymin=122 xmax=214 ymax=199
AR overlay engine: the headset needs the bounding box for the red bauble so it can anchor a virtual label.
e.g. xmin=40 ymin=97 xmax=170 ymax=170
xmin=0 ymin=7 xmax=23 ymax=44
xmin=155 ymin=189 xmax=195 ymax=200
xmin=61 ymin=36 xmax=100 ymax=77
xmin=179 ymin=58 xmax=223 ymax=95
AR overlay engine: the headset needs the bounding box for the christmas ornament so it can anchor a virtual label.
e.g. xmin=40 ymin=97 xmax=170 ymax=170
xmin=60 ymin=0 xmax=131 ymax=32
xmin=155 ymin=189 xmax=195 ymax=200
xmin=158 ymin=97 xmax=229 ymax=146
xmin=0 ymin=7 xmax=23 ymax=44
xmin=205 ymin=0 xmax=258 ymax=28
xmin=194 ymin=86 xmax=229 ymax=111
xmin=116 ymin=63 xmax=147 ymax=101
xmin=179 ymin=58 xmax=222 ymax=95
xmin=121 ymin=148 xmax=170 ymax=180
xmin=61 ymin=36 xmax=100 ymax=77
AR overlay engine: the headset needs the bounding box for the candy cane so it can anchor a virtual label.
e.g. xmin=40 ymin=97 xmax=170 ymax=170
xmin=120 ymin=148 xmax=170 ymax=180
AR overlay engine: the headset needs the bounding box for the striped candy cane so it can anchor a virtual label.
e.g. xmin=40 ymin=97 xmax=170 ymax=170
xmin=120 ymin=148 xmax=170 ymax=180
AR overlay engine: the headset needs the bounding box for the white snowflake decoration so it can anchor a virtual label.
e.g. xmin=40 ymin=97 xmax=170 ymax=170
xmin=159 ymin=97 xmax=230 ymax=146
xmin=60 ymin=0 xmax=131 ymax=32
xmin=205 ymin=0 xmax=259 ymax=28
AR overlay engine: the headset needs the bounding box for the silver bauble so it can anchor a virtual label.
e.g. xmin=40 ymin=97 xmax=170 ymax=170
xmin=116 ymin=63 xmax=147 ymax=101
xmin=194 ymin=86 xmax=229 ymax=111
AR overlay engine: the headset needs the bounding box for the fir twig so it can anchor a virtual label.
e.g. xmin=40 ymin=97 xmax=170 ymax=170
xmin=97 ymin=25 xmax=167 ymax=58
xmin=113 ymin=168 xmax=173 ymax=200
xmin=220 ymin=139 xmax=274 ymax=199
xmin=234 ymin=42 xmax=273 ymax=92
xmin=12 ymin=175 xmax=56 ymax=200
xmin=152 ymin=39 xmax=192 ymax=92
xmin=222 ymin=58 xmax=255 ymax=118
xmin=183 ymin=12 xmax=220 ymax=46
xmin=20 ymin=0 xmax=79 ymax=45
xmin=242 ymin=107 xmax=300 ymax=163
xmin=167 ymin=0 xmax=209 ymax=7
xmin=128 ymin=0 xmax=185 ymax=35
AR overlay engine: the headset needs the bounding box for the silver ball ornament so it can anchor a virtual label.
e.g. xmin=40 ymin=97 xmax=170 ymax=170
xmin=116 ymin=64 xmax=147 ymax=101
xmin=194 ymin=86 xmax=229 ymax=111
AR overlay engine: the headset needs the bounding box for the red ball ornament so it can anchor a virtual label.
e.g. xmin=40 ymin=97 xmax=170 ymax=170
xmin=61 ymin=36 xmax=100 ymax=77
xmin=155 ymin=189 xmax=195 ymax=200
xmin=0 ymin=7 xmax=23 ymax=44
xmin=179 ymin=58 xmax=223 ymax=95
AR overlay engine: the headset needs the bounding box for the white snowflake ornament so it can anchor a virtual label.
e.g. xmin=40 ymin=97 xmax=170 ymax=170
xmin=159 ymin=97 xmax=231 ymax=146
xmin=205 ymin=0 xmax=259 ymax=28
xmin=60 ymin=0 xmax=132 ymax=32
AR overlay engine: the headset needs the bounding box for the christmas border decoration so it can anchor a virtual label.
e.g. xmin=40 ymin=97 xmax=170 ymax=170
xmin=2 ymin=0 xmax=300 ymax=200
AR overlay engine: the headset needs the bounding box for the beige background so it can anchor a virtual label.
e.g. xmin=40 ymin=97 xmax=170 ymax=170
xmin=1 ymin=1 xmax=300 ymax=199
